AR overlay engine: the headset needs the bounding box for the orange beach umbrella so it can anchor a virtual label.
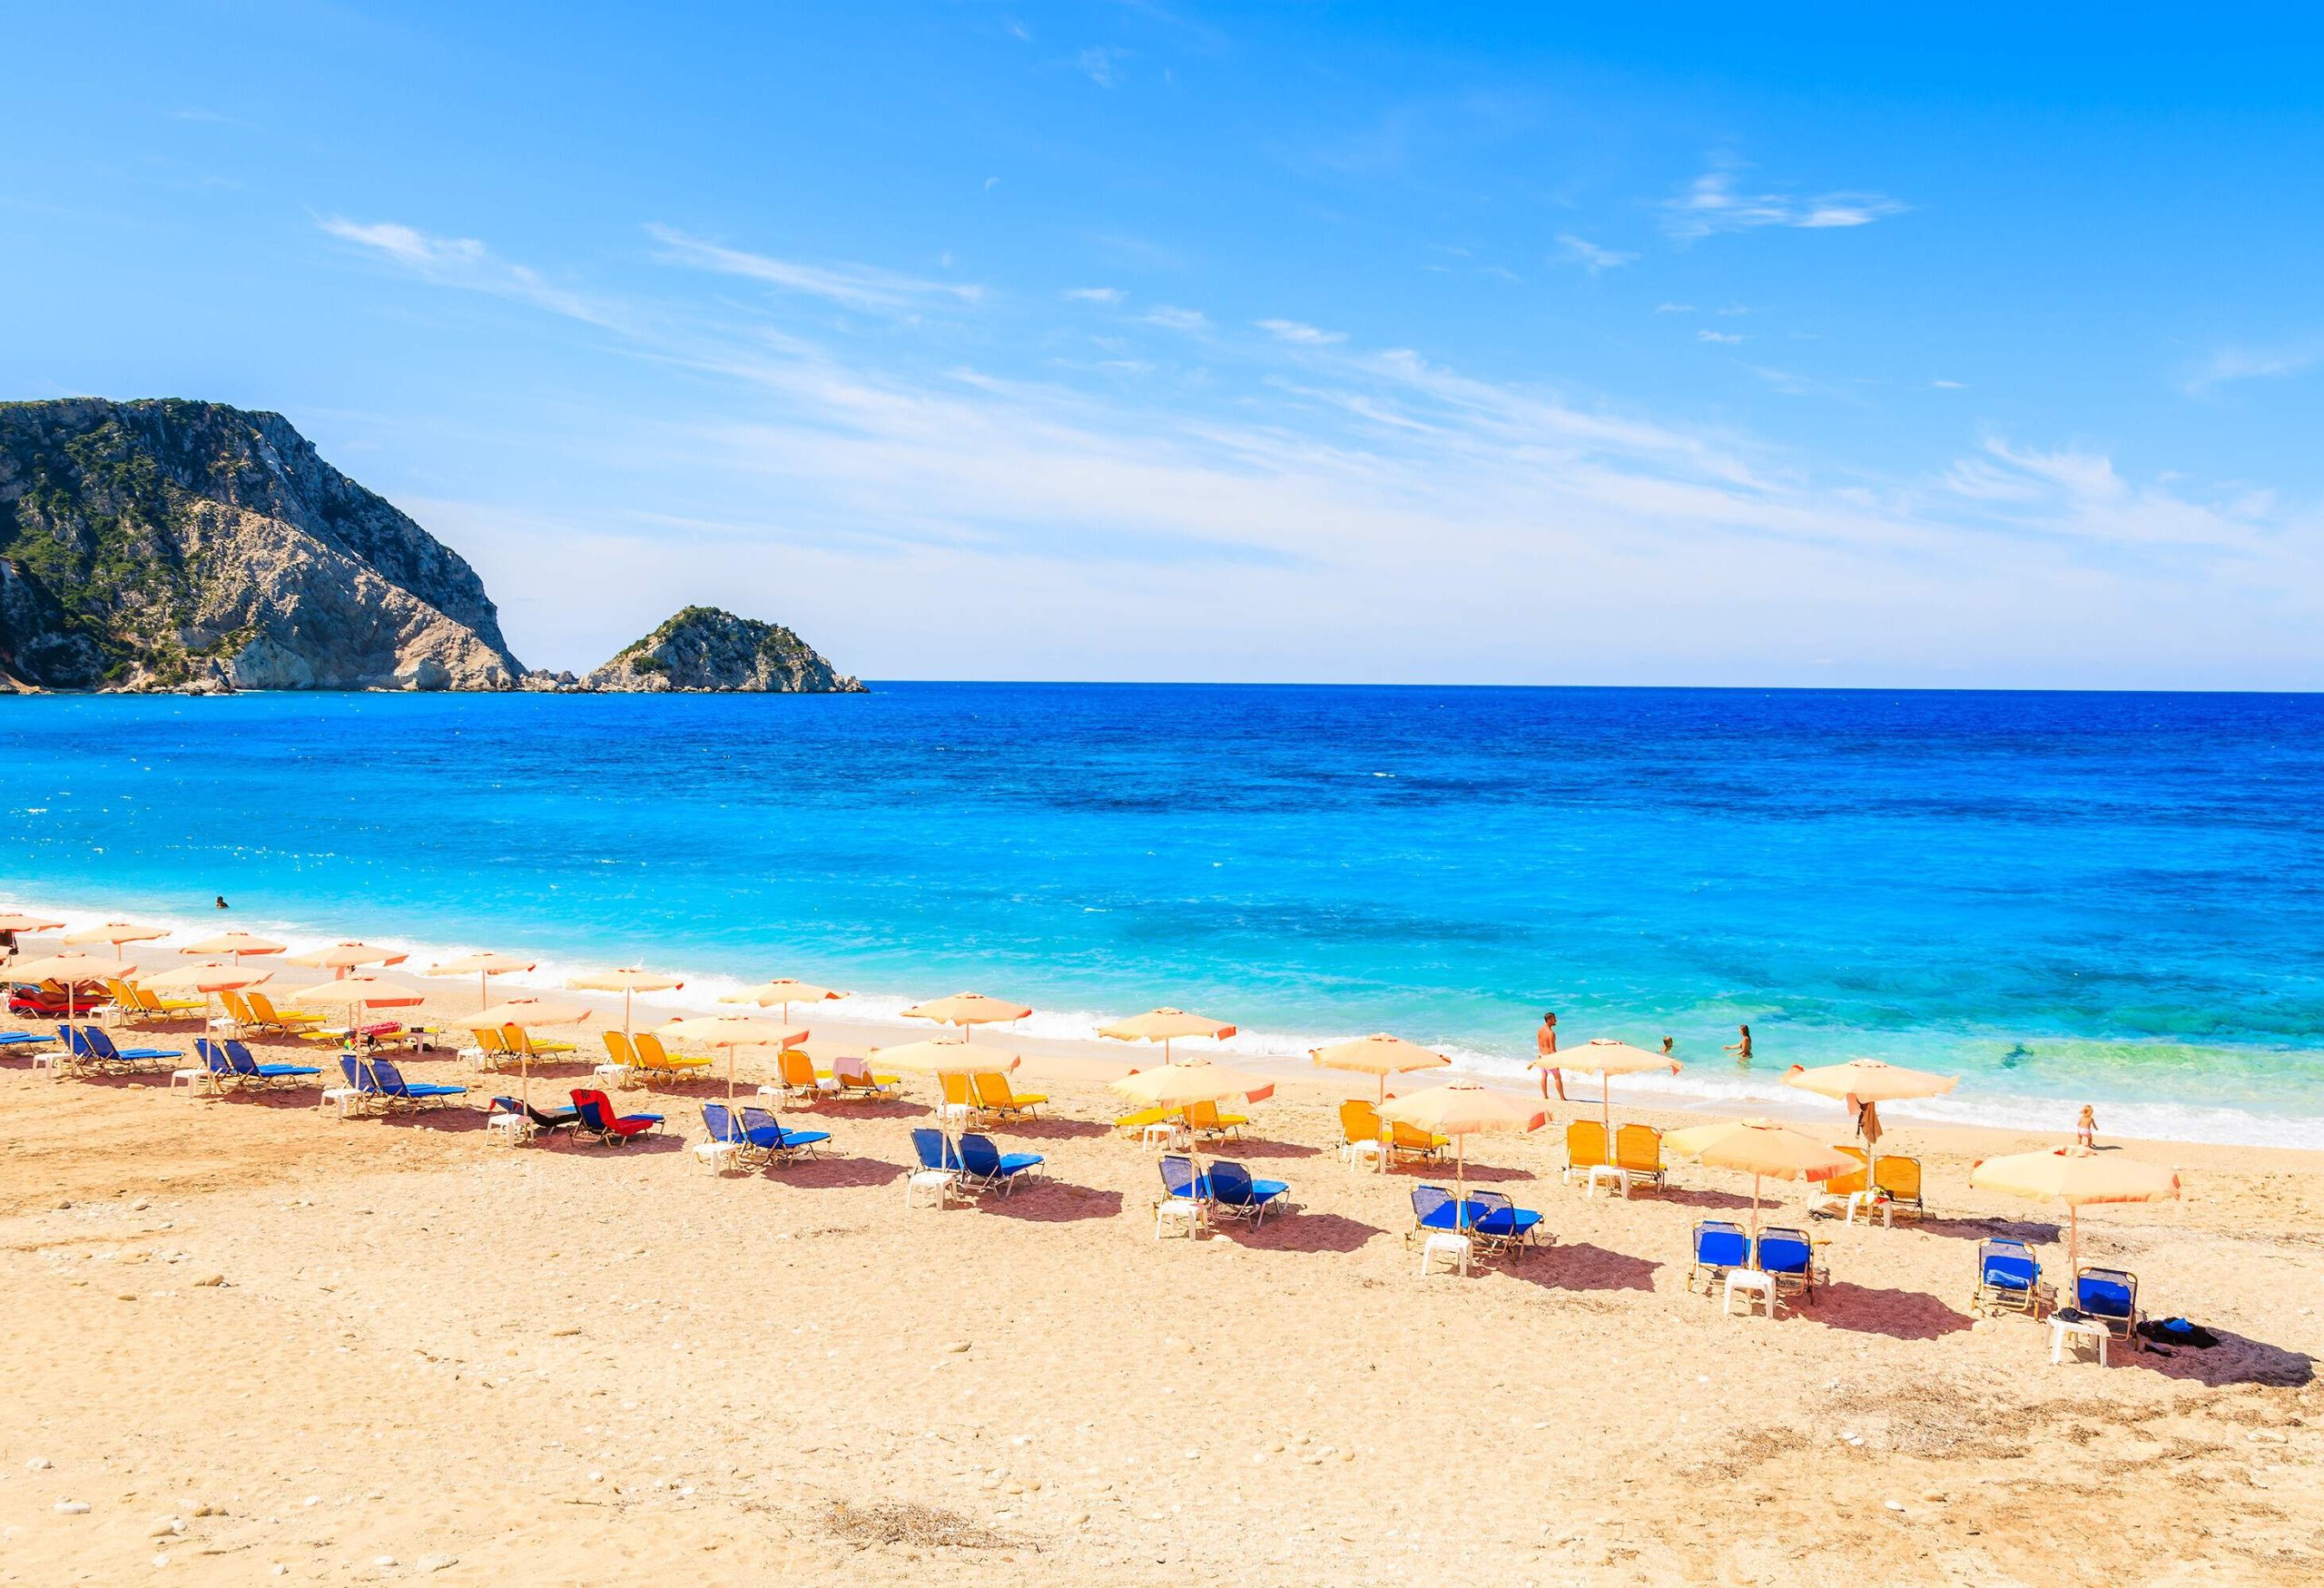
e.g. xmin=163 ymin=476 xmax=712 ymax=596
xmin=430 ymin=951 xmax=540 ymax=1013
xmin=656 ymin=1015 xmax=808 ymax=1100
xmin=901 ymin=991 xmax=1030 ymax=1041
xmin=1665 ymin=1118 xmax=1856 ymax=1248
xmin=1099 ymin=1008 xmax=1237 ymax=1065
xmin=62 ymin=921 xmax=169 ymax=960
xmin=1535 ymin=1038 xmax=1682 ymax=1144
xmin=567 ymin=968 xmax=684 ymax=1038
xmin=1380 ymin=1081 xmax=1547 ymax=1218
xmin=1783 ymin=1058 xmax=1957 ymax=1200
xmin=8 ymin=951 xmax=125 ymax=1021
xmin=180 ymin=931 xmax=286 ymax=962
xmin=289 ymin=942 xmax=409 ymax=980
xmin=1310 ymin=1033 xmax=1452 ymax=1104
xmin=1969 ymin=1146 xmax=2181 ymax=1277
xmin=719 ymin=979 xmax=850 ymax=1025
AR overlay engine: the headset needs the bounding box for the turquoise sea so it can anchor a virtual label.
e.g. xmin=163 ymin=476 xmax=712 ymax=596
xmin=4 ymin=686 xmax=2320 ymax=1146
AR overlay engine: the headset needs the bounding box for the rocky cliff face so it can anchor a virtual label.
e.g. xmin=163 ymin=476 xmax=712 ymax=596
xmin=586 ymin=606 xmax=864 ymax=693
xmin=0 ymin=399 xmax=525 ymax=691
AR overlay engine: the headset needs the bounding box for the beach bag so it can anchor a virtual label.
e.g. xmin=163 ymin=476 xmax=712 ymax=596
xmin=2137 ymin=1317 xmax=2219 ymax=1348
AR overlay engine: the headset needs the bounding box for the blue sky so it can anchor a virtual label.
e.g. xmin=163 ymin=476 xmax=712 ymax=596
xmin=6 ymin=3 xmax=2322 ymax=686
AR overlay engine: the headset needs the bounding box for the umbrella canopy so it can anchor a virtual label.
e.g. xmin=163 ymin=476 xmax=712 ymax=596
xmin=567 ymin=967 xmax=683 ymax=1037
xmin=429 ymin=950 xmax=540 ymax=1013
xmin=719 ymin=978 xmax=850 ymax=1024
xmin=7 ymin=951 xmax=124 ymax=1020
xmin=901 ymin=991 xmax=1031 ymax=1039
xmin=0 ymin=911 xmax=64 ymax=936
xmin=657 ymin=1015 xmax=809 ymax=1100
xmin=1379 ymin=1082 xmax=1548 ymax=1220
xmin=1098 ymin=1008 xmax=1236 ymax=1065
xmin=288 ymin=942 xmax=409 ymax=979
xmin=140 ymin=961 xmax=273 ymax=993
xmin=1970 ymin=1145 xmax=2181 ymax=1276
xmin=1109 ymin=1060 xmax=1279 ymax=1214
xmin=872 ymin=1037 xmax=1021 ymax=1075
xmin=1666 ymin=1118 xmax=1857 ymax=1247
xmin=1783 ymin=1058 xmax=1957 ymax=1201
xmin=292 ymin=975 xmax=424 ymax=1011
xmin=179 ymin=931 xmax=286 ymax=961
xmin=62 ymin=921 xmax=169 ymax=958
xmin=1532 ymin=1038 xmax=1682 ymax=1141
xmin=1310 ymin=1033 xmax=1452 ymax=1103
xmin=469 ymin=997 xmax=593 ymax=1029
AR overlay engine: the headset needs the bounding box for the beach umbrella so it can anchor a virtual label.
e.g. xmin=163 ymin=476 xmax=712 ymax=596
xmin=1379 ymin=1082 xmax=1548 ymax=1227
xmin=430 ymin=951 xmax=540 ymax=1013
xmin=62 ymin=921 xmax=169 ymax=960
xmin=877 ymin=1037 xmax=1029 ymax=1162
xmin=291 ymin=975 xmax=425 ymax=1052
xmin=468 ymin=996 xmax=594 ymax=1109
xmin=1310 ymin=1033 xmax=1452 ymax=1104
xmin=656 ymin=1015 xmax=808 ymax=1100
xmin=0 ymin=912 xmax=63 ymax=961
xmin=718 ymin=978 xmax=850 ymax=1026
xmin=1969 ymin=1146 xmax=2181 ymax=1279
xmin=1783 ymin=1058 xmax=1957 ymax=1201
xmin=567 ymin=968 xmax=684 ymax=1039
xmin=1109 ymin=1059 xmax=1281 ymax=1214
xmin=1665 ymin=1119 xmax=1856 ymax=1250
xmin=179 ymin=931 xmax=286 ymax=963
xmin=1098 ymin=1008 xmax=1237 ymax=1066
xmin=901 ymin=991 xmax=1031 ymax=1041
xmin=9 ymin=950 xmax=125 ymax=1022
xmin=1534 ymin=1038 xmax=1683 ymax=1146
xmin=288 ymin=942 xmax=410 ymax=980
xmin=140 ymin=959 xmax=275 ymax=1029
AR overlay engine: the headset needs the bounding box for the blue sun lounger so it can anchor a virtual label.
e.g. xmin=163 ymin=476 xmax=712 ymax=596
xmin=0 ymin=1031 xmax=48 ymax=1047
xmin=1688 ymin=1218 xmax=1750 ymax=1293
xmin=956 ymin=1132 xmax=1044 ymax=1197
xmin=1971 ymin=1238 xmax=2043 ymax=1316
xmin=1757 ymin=1227 xmax=1819 ymax=1303
xmin=1465 ymin=1188 xmax=1543 ymax=1260
xmin=491 ymin=1095 xmax=578 ymax=1137
xmin=738 ymin=1105 xmax=831 ymax=1166
xmin=1203 ymin=1159 xmax=1289 ymax=1228
xmin=2075 ymin=1267 xmax=2141 ymax=1349
xmin=911 ymin=1127 xmax=965 ymax=1176
xmin=198 ymin=1038 xmax=321 ymax=1090
xmin=344 ymin=1056 xmax=467 ymax=1111
xmin=69 ymin=1024 xmax=184 ymax=1070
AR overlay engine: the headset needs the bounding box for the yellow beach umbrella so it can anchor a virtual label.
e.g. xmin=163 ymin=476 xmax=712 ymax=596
xmin=1380 ymin=1082 xmax=1548 ymax=1218
xmin=9 ymin=950 xmax=125 ymax=1021
xmin=1534 ymin=1038 xmax=1682 ymax=1144
xmin=719 ymin=978 xmax=850 ymax=1025
xmin=180 ymin=931 xmax=286 ymax=962
xmin=567 ymin=967 xmax=684 ymax=1038
xmin=1783 ymin=1058 xmax=1957 ymax=1198
xmin=901 ymin=991 xmax=1030 ymax=1041
xmin=657 ymin=1015 xmax=809 ymax=1100
xmin=467 ymin=996 xmax=593 ymax=1108
xmin=1665 ymin=1118 xmax=1856 ymax=1248
xmin=1099 ymin=1008 xmax=1237 ymax=1066
xmin=430 ymin=951 xmax=540 ymax=1014
xmin=1969 ymin=1146 xmax=2181 ymax=1277
xmin=1309 ymin=1033 xmax=1452 ymax=1104
xmin=288 ymin=942 xmax=410 ymax=980
xmin=62 ymin=921 xmax=169 ymax=960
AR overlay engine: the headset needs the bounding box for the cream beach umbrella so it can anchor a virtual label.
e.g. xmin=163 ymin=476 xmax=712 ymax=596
xmin=0 ymin=912 xmax=64 ymax=962
xmin=288 ymin=942 xmax=410 ymax=980
xmin=1308 ymin=1032 xmax=1452 ymax=1105
xmin=901 ymin=991 xmax=1031 ymax=1041
xmin=1380 ymin=1082 xmax=1548 ymax=1224
xmin=63 ymin=921 xmax=170 ymax=961
xmin=1665 ymin=1119 xmax=1856 ymax=1250
xmin=180 ymin=931 xmax=286 ymax=963
xmin=1969 ymin=1146 xmax=2181 ymax=1279
xmin=875 ymin=1037 xmax=1027 ymax=1165
xmin=140 ymin=959 xmax=274 ymax=1030
xmin=9 ymin=950 xmax=126 ymax=1021
xmin=468 ymin=996 xmax=594 ymax=1109
xmin=430 ymin=951 xmax=540 ymax=1014
xmin=657 ymin=1015 xmax=808 ymax=1101
xmin=291 ymin=975 xmax=425 ymax=1052
xmin=567 ymin=968 xmax=684 ymax=1039
xmin=1109 ymin=1059 xmax=1280 ymax=1206
xmin=1099 ymin=1008 xmax=1237 ymax=1066
xmin=719 ymin=979 xmax=850 ymax=1026
xmin=1783 ymin=1058 xmax=1957 ymax=1198
xmin=1534 ymin=1039 xmax=1683 ymax=1145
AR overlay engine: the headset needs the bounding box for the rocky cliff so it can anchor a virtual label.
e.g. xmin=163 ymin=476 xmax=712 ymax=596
xmin=0 ymin=399 xmax=525 ymax=692
xmin=586 ymin=606 xmax=864 ymax=693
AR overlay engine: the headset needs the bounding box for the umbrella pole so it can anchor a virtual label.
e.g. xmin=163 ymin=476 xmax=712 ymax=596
xmin=2067 ymin=1206 xmax=2080 ymax=1286
xmin=1602 ymin=1077 xmax=1612 ymax=1147
xmin=1749 ymin=1174 xmax=1763 ymax=1263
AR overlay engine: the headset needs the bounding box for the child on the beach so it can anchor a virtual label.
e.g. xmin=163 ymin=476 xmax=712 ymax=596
xmin=2076 ymin=1104 xmax=2096 ymax=1148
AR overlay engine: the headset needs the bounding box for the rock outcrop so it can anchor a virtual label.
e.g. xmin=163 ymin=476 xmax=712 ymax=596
xmin=586 ymin=606 xmax=864 ymax=693
xmin=0 ymin=398 xmax=524 ymax=691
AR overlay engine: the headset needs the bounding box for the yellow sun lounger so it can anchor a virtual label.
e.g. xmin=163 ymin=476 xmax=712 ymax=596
xmin=246 ymin=991 xmax=327 ymax=1033
xmin=1613 ymin=1123 xmax=1667 ymax=1192
xmin=629 ymin=1031 xmax=713 ymax=1087
xmin=970 ymin=1070 xmax=1046 ymax=1119
xmin=1115 ymin=1104 xmax=1174 ymax=1134
xmin=1341 ymin=1098 xmax=1445 ymax=1163
xmin=1181 ymin=1099 xmax=1245 ymax=1139
xmin=504 ymin=1022 xmax=576 ymax=1058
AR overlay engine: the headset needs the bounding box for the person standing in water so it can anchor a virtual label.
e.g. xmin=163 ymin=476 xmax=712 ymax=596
xmin=1535 ymin=1011 xmax=1563 ymax=1100
xmin=1660 ymin=1036 xmax=1675 ymax=1057
xmin=1724 ymin=1023 xmax=1752 ymax=1067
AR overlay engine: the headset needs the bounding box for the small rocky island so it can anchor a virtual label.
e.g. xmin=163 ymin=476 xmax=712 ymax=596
xmin=0 ymin=398 xmax=862 ymax=695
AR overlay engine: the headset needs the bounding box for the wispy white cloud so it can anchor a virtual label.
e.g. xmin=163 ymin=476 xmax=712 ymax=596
xmin=1552 ymin=233 xmax=1638 ymax=273
xmin=317 ymin=216 xmax=622 ymax=328
xmin=1142 ymin=305 xmax=1208 ymax=331
xmin=646 ymin=223 xmax=984 ymax=313
xmin=1697 ymin=330 xmax=1745 ymax=345
xmin=1077 ymin=45 xmax=1128 ymax=87
xmin=1256 ymin=318 xmax=1345 ymax=345
xmin=2183 ymin=339 xmax=2324 ymax=396
xmin=1661 ymin=163 xmax=1906 ymax=241
xmin=1655 ymin=302 xmax=1695 ymax=314
xmin=1933 ymin=379 xmax=1966 ymax=390
xmin=1065 ymin=286 xmax=1125 ymax=304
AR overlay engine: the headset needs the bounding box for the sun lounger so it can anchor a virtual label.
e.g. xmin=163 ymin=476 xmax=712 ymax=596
xmin=1561 ymin=1120 xmax=1610 ymax=1184
xmin=628 ymin=1032 xmax=712 ymax=1088
xmin=0 ymin=1030 xmax=49 ymax=1048
xmin=1872 ymin=1155 xmax=1925 ymax=1218
xmin=970 ymin=1070 xmax=1047 ymax=1120
xmin=487 ymin=1094 xmax=578 ymax=1141
xmin=1203 ymin=1159 xmax=1289 ymax=1228
xmin=470 ymin=1024 xmax=512 ymax=1068
xmin=68 ymin=1024 xmax=184 ymax=1072
xmin=1688 ymin=1218 xmax=1750 ymax=1293
xmin=1971 ymin=1237 xmax=2043 ymax=1316
xmin=1757 ymin=1227 xmax=1820 ymax=1304
xmin=111 ymin=978 xmax=203 ymax=1022
xmin=1116 ymin=1104 xmax=1175 ymax=1136
xmin=365 ymin=1057 xmax=468 ymax=1110
xmin=773 ymin=1047 xmax=838 ymax=1104
xmin=831 ymin=1054 xmax=900 ymax=1099
xmin=956 ymin=1132 xmax=1043 ymax=1196
xmin=197 ymin=1037 xmax=320 ymax=1090
xmin=246 ymin=992 xmax=326 ymax=1034
xmin=570 ymin=1089 xmax=664 ymax=1145
xmin=2073 ymin=1267 xmax=2141 ymax=1349
xmin=737 ymin=1105 xmax=832 ymax=1166
xmin=1181 ymin=1098 xmax=1245 ymax=1140
xmin=1343 ymin=1098 xmax=1446 ymax=1165
xmin=1155 ymin=1153 xmax=1210 ymax=1238
xmin=1612 ymin=1124 xmax=1666 ymax=1192
xmin=1464 ymin=1189 xmax=1544 ymax=1261
xmin=698 ymin=1102 xmax=762 ymax=1171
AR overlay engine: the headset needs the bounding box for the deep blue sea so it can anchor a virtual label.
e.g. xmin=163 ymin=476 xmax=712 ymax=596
xmin=4 ymin=685 xmax=2321 ymax=1144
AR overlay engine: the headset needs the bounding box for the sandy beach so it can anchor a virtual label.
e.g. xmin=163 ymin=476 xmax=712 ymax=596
xmin=3 ymin=959 xmax=2320 ymax=1587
